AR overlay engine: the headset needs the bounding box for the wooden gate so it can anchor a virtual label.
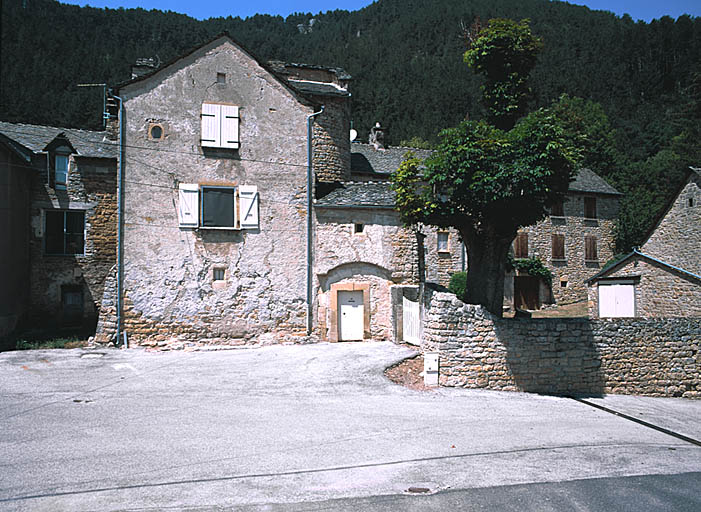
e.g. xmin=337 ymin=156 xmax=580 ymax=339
xmin=514 ymin=276 xmax=541 ymax=310
xmin=403 ymin=296 xmax=420 ymax=345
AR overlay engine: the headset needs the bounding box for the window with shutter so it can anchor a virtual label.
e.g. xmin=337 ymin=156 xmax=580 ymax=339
xmin=238 ymin=185 xmax=259 ymax=229
xmin=514 ymin=232 xmax=528 ymax=258
xmin=585 ymin=235 xmax=598 ymax=261
xmin=550 ymin=200 xmax=564 ymax=217
xmin=584 ymin=197 xmax=597 ymax=219
xmin=201 ymin=103 xmax=240 ymax=149
xmin=551 ymin=234 xmax=565 ymax=260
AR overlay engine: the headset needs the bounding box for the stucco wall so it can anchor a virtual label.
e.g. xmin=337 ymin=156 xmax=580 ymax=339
xmin=642 ymin=173 xmax=700 ymax=275
xmin=423 ymin=291 xmax=700 ymax=398
xmin=117 ymin=39 xmax=314 ymax=346
xmin=27 ymin=156 xmax=116 ymax=330
xmin=588 ymin=256 xmax=701 ymax=318
xmin=519 ymin=192 xmax=618 ymax=305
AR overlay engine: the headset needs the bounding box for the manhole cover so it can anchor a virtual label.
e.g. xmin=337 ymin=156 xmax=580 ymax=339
xmin=81 ymin=353 xmax=105 ymax=359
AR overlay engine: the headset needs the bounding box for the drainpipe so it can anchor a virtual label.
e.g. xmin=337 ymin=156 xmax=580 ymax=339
xmin=112 ymin=93 xmax=126 ymax=348
xmin=306 ymin=106 xmax=324 ymax=335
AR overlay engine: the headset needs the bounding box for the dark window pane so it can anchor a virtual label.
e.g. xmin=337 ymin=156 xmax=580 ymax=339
xmin=584 ymin=197 xmax=597 ymax=219
xmin=45 ymin=211 xmax=65 ymax=254
xmin=65 ymin=211 xmax=84 ymax=234
xmin=202 ymin=188 xmax=235 ymax=227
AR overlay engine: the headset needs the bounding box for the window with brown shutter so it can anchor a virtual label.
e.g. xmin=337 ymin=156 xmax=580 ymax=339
xmin=585 ymin=235 xmax=598 ymax=261
xmin=550 ymin=200 xmax=564 ymax=217
xmin=514 ymin=232 xmax=528 ymax=258
xmin=551 ymin=234 xmax=565 ymax=260
xmin=584 ymin=197 xmax=597 ymax=219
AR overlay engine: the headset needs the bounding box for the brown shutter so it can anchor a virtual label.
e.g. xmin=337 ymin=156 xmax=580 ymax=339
xmin=551 ymin=234 xmax=565 ymax=260
xmin=585 ymin=236 xmax=598 ymax=261
xmin=584 ymin=197 xmax=597 ymax=219
xmin=551 ymin=200 xmax=564 ymax=217
xmin=514 ymin=232 xmax=529 ymax=258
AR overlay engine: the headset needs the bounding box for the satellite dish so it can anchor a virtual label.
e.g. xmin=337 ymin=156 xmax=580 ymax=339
xmin=350 ymin=129 xmax=358 ymax=142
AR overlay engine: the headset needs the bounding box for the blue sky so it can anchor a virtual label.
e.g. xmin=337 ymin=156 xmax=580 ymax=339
xmin=60 ymin=1 xmax=701 ymax=22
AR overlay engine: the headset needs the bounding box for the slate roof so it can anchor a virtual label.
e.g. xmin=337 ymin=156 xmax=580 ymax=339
xmin=569 ymin=168 xmax=621 ymax=195
xmin=0 ymin=121 xmax=118 ymax=159
xmin=351 ymin=143 xmax=432 ymax=175
xmin=315 ymin=182 xmax=396 ymax=209
xmin=586 ymin=249 xmax=701 ymax=283
xmin=285 ymin=80 xmax=350 ymax=98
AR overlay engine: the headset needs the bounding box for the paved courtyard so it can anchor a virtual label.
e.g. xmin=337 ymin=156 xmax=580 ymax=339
xmin=0 ymin=341 xmax=699 ymax=510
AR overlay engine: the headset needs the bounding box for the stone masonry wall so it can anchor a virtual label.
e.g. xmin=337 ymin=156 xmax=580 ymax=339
xmin=28 ymin=156 xmax=116 ymax=330
xmin=423 ymin=291 xmax=700 ymax=398
xmin=588 ymin=256 xmax=701 ymax=318
xmin=642 ymin=173 xmax=700 ymax=275
xmin=423 ymin=226 xmax=463 ymax=287
xmin=312 ymin=96 xmax=350 ymax=183
xmin=520 ymin=193 xmax=618 ymax=305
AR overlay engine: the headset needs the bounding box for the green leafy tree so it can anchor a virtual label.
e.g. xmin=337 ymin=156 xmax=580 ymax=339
xmin=392 ymin=19 xmax=581 ymax=316
xmin=463 ymin=18 xmax=544 ymax=131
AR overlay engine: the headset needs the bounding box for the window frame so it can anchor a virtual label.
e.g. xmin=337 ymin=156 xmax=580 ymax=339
xmin=199 ymin=185 xmax=237 ymax=230
xmin=44 ymin=209 xmax=86 ymax=256
xmin=437 ymin=231 xmax=450 ymax=253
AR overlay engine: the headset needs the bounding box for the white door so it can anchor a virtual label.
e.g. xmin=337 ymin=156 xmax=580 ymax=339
xmin=338 ymin=290 xmax=364 ymax=341
xmin=403 ymin=296 xmax=420 ymax=345
xmin=599 ymin=281 xmax=635 ymax=317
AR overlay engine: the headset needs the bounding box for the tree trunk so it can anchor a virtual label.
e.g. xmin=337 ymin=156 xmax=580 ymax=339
xmin=461 ymin=225 xmax=514 ymax=317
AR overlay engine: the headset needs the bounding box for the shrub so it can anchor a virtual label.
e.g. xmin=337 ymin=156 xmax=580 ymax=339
xmin=448 ymin=271 xmax=467 ymax=299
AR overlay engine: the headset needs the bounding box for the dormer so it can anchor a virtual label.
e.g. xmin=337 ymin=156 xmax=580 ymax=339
xmin=44 ymin=134 xmax=75 ymax=190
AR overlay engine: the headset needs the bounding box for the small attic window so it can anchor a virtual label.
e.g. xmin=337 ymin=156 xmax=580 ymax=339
xmin=148 ymin=123 xmax=164 ymax=140
xmin=354 ymin=223 xmax=364 ymax=234
xmin=217 ymin=72 xmax=226 ymax=84
xmin=689 ymin=197 xmax=695 ymax=207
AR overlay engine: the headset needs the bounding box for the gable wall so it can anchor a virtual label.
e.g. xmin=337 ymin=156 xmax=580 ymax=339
xmin=642 ymin=173 xmax=701 ymax=275
xmin=119 ymin=40 xmax=314 ymax=346
xmin=588 ymin=256 xmax=701 ymax=318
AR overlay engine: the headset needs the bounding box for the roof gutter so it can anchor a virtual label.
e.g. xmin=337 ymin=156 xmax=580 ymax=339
xmin=306 ymin=106 xmax=324 ymax=336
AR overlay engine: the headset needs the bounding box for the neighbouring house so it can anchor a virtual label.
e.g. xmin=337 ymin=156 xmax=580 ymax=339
xmin=587 ymin=168 xmax=701 ymax=318
xmin=506 ymin=168 xmax=621 ymax=310
xmin=314 ymin=141 xmax=462 ymax=342
xmin=0 ymin=121 xmax=117 ymax=337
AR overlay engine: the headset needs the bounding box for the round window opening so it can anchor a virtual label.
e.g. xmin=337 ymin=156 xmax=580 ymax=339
xmin=149 ymin=124 xmax=164 ymax=140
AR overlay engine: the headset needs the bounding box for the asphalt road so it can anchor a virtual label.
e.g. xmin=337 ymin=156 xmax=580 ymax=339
xmin=0 ymin=342 xmax=699 ymax=511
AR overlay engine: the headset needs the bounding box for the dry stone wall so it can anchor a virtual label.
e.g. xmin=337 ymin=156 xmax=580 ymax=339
xmin=423 ymin=291 xmax=701 ymax=398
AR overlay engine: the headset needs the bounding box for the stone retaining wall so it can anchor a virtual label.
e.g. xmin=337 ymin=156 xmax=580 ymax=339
xmin=423 ymin=291 xmax=700 ymax=398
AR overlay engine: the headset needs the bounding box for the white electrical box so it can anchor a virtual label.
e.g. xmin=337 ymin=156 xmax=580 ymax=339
xmin=424 ymin=352 xmax=439 ymax=386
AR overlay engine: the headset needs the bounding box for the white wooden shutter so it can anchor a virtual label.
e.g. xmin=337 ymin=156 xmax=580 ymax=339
xmin=201 ymin=103 xmax=220 ymax=147
xmin=239 ymin=185 xmax=259 ymax=229
xmin=221 ymin=105 xmax=240 ymax=149
xmin=178 ymin=183 xmax=199 ymax=227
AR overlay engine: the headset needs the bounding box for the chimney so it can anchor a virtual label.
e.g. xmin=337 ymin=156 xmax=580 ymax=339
xmin=369 ymin=122 xmax=386 ymax=150
xmin=131 ymin=57 xmax=159 ymax=79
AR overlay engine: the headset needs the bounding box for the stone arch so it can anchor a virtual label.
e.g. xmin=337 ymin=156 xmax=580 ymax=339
xmin=318 ymin=261 xmax=392 ymax=292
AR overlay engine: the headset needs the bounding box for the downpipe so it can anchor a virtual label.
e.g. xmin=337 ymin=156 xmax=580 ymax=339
xmin=112 ymin=93 xmax=126 ymax=348
xmin=306 ymin=106 xmax=324 ymax=335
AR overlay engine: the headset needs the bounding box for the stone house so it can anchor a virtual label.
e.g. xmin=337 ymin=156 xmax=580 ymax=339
xmin=508 ymin=168 xmax=621 ymax=309
xmin=587 ymin=168 xmax=701 ymax=318
xmin=0 ymin=121 xmax=117 ymax=336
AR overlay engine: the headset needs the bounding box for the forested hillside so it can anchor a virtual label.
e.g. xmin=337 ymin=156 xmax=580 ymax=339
xmin=1 ymin=0 xmax=699 ymax=250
